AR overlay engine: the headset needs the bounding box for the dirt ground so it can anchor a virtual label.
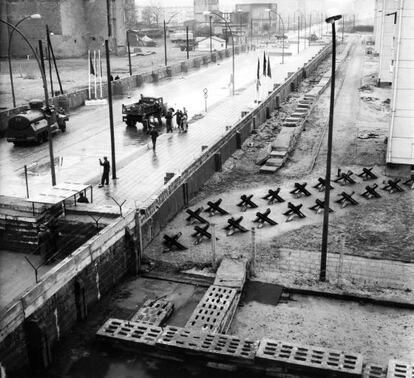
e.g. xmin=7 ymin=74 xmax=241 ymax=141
xmin=231 ymin=292 xmax=414 ymax=365
xmin=0 ymin=39 xmax=205 ymax=109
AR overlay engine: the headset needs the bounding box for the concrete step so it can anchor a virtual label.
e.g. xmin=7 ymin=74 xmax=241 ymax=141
xmin=260 ymin=165 xmax=279 ymax=174
xmin=269 ymin=150 xmax=287 ymax=158
xmin=291 ymin=112 xmax=306 ymax=118
xmin=283 ymin=122 xmax=297 ymax=127
xmin=294 ymin=108 xmax=308 ymax=113
xmin=297 ymin=103 xmax=310 ymax=109
xmin=266 ymin=158 xmax=284 ymax=167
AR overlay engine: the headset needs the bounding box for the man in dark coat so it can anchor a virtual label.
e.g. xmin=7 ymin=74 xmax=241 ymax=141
xmin=149 ymin=127 xmax=159 ymax=151
xmin=99 ymin=157 xmax=110 ymax=187
xmin=165 ymin=108 xmax=174 ymax=133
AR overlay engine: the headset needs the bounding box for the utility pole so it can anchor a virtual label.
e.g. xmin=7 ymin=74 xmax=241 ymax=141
xmin=297 ymin=16 xmax=300 ymax=54
xmin=209 ymin=15 xmax=212 ymax=58
xmin=163 ymin=20 xmax=167 ymax=66
xmin=126 ymin=30 xmax=132 ymax=75
xmin=186 ymin=26 xmax=189 ymax=59
xmin=105 ymin=40 xmax=116 ymax=180
xmin=46 ymin=25 xmax=63 ymax=94
xmin=320 ymin=14 xmax=341 ymax=281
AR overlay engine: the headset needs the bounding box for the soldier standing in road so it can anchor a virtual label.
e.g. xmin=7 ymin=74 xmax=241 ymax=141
xmin=99 ymin=156 xmax=110 ymax=187
xmin=149 ymin=127 xmax=159 ymax=151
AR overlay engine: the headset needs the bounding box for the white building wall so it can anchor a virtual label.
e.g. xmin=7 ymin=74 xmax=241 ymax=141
xmin=386 ymin=0 xmax=414 ymax=165
xmin=378 ymin=0 xmax=398 ymax=84
xmin=374 ymin=0 xmax=383 ymax=53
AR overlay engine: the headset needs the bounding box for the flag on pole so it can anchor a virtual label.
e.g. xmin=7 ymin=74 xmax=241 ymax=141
xmin=256 ymin=58 xmax=261 ymax=91
xmin=263 ymin=51 xmax=267 ymax=76
xmin=90 ymin=54 xmax=95 ymax=76
xmin=267 ymin=55 xmax=272 ymax=78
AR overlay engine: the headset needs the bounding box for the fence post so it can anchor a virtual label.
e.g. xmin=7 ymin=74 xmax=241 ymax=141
xmin=211 ymin=223 xmax=216 ymax=269
xmin=337 ymin=236 xmax=345 ymax=287
xmin=250 ymin=227 xmax=256 ymax=276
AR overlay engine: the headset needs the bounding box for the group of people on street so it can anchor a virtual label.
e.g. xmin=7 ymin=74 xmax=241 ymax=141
xmin=98 ymin=105 xmax=189 ymax=185
xmin=165 ymin=107 xmax=188 ymax=133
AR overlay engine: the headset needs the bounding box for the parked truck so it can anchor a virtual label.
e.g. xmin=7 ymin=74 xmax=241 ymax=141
xmin=6 ymin=100 xmax=69 ymax=145
xmin=122 ymin=95 xmax=167 ymax=132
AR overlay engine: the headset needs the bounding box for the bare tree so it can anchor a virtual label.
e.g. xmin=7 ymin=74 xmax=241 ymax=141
xmin=141 ymin=3 xmax=162 ymax=27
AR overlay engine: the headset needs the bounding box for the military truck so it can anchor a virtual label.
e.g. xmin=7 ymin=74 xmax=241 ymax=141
xmin=6 ymin=99 xmax=69 ymax=145
xmin=122 ymin=96 xmax=167 ymax=132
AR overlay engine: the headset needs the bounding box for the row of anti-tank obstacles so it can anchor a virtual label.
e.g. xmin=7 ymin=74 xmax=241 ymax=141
xmin=162 ymin=168 xmax=414 ymax=251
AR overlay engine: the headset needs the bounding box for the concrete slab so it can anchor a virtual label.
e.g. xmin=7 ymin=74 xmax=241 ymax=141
xmin=214 ymin=258 xmax=247 ymax=290
xmin=260 ymin=165 xmax=279 ymax=174
xmin=269 ymin=150 xmax=287 ymax=158
xmin=266 ymin=158 xmax=284 ymax=167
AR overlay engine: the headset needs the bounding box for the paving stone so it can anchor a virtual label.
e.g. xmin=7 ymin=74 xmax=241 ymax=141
xmin=260 ymin=165 xmax=279 ymax=174
xmin=265 ymin=158 xmax=284 ymax=167
xmin=157 ymin=326 xmax=258 ymax=362
xmin=214 ymin=258 xmax=247 ymax=290
xmin=363 ymin=364 xmax=387 ymax=378
xmin=269 ymin=150 xmax=287 ymax=158
xmin=256 ymin=338 xmax=363 ymax=376
xmin=387 ymin=360 xmax=414 ymax=378
xmin=283 ymin=122 xmax=298 ymax=127
xmin=185 ymin=285 xmax=238 ymax=333
xmin=130 ymin=299 xmax=174 ymax=326
xmin=96 ymin=318 xmax=163 ymax=347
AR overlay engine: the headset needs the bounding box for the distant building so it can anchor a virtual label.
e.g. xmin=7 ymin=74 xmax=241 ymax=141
xmin=194 ymin=0 xmax=219 ymax=23
xmin=0 ymin=0 xmax=135 ymax=58
xmin=197 ymin=36 xmax=226 ymax=51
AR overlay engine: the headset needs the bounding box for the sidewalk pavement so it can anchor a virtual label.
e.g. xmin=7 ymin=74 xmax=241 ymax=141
xmin=91 ymin=45 xmax=325 ymax=210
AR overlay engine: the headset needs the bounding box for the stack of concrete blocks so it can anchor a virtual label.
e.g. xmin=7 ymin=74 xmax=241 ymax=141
xmin=259 ymin=92 xmax=317 ymax=174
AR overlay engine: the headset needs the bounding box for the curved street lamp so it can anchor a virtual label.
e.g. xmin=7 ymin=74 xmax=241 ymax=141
xmin=1 ymin=18 xmax=56 ymax=186
xmin=204 ymin=11 xmax=235 ymax=96
xmin=7 ymin=14 xmax=41 ymax=108
xmin=266 ymin=9 xmax=285 ymax=64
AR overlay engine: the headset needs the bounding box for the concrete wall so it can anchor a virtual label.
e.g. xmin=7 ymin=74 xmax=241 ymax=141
xmin=386 ymin=0 xmax=414 ymax=165
xmin=261 ymin=248 xmax=414 ymax=290
xmin=0 ymin=210 xmax=137 ymax=375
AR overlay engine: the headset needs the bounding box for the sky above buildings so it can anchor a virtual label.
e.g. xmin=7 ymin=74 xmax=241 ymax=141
xmin=136 ymin=0 xmax=374 ymax=19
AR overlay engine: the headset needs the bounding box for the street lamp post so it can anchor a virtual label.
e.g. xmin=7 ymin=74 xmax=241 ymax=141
xmin=209 ymin=15 xmax=213 ymax=58
xmin=163 ymin=20 xmax=167 ymax=66
xmin=320 ymin=14 xmax=342 ymax=282
xmin=266 ymin=9 xmax=285 ymax=64
xmin=126 ymin=29 xmax=132 ymax=75
xmin=7 ymin=14 xmax=41 ymax=108
xmin=204 ymin=11 xmax=235 ymax=96
xmin=2 ymin=18 xmax=56 ymax=186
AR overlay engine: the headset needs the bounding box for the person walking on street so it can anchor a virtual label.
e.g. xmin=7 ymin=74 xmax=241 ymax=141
xmin=166 ymin=108 xmax=174 ymax=133
xmin=174 ymin=109 xmax=183 ymax=132
xmin=182 ymin=112 xmax=188 ymax=133
xmin=99 ymin=156 xmax=110 ymax=187
xmin=149 ymin=127 xmax=159 ymax=151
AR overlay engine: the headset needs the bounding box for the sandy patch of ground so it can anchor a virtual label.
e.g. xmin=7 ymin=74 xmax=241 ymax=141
xmin=231 ymin=294 xmax=414 ymax=364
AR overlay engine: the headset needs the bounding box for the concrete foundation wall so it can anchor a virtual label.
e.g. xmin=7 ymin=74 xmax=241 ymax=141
xmin=263 ymin=248 xmax=414 ymax=290
xmin=0 ymin=210 xmax=137 ymax=375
